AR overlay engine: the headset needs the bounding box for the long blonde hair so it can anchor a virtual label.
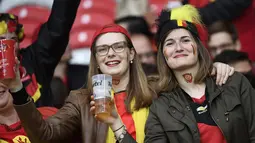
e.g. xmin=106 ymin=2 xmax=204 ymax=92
xmin=86 ymin=34 xmax=155 ymax=111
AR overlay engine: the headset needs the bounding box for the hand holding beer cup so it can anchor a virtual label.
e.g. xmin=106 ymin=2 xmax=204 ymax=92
xmin=90 ymin=74 xmax=119 ymax=125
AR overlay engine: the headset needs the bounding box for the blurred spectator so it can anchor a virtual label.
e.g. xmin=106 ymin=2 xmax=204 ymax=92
xmin=214 ymin=50 xmax=255 ymax=87
xmin=0 ymin=91 xmax=57 ymax=143
xmin=132 ymin=34 xmax=156 ymax=65
xmin=115 ymin=16 xmax=157 ymax=65
xmin=142 ymin=63 xmax=158 ymax=76
xmin=50 ymin=77 xmax=69 ymax=109
xmin=53 ymin=45 xmax=71 ymax=85
xmin=207 ymin=21 xmax=241 ymax=58
xmin=115 ymin=0 xmax=148 ymax=19
xmin=183 ymin=0 xmax=254 ymax=60
xmin=67 ymin=64 xmax=89 ymax=90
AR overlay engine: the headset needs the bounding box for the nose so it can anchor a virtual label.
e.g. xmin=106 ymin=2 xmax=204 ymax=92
xmin=175 ymin=42 xmax=183 ymax=52
xmin=107 ymin=47 xmax=115 ymax=56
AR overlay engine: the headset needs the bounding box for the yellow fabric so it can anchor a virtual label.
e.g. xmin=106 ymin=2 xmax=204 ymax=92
xmin=31 ymin=83 xmax=42 ymax=102
xmin=177 ymin=20 xmax=183 ymax=27
xmin=9 ymin=14 xmax=15 ymax=19
xmin=170 ymin=4 xmax=202 ymax=25
xmin=106 ymin=97 xmax=149 ymax=143
xmin=0 ymin=21 xmax=7 ymax=35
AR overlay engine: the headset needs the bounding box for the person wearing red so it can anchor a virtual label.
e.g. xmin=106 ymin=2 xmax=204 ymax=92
xmin=0 ymin=106 xmax=57 ymax=143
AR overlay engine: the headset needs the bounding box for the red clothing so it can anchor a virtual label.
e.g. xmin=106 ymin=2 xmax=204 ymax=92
xmin=192 ymin=96 xmax=227 ymax=143
xmin=188 ymin=0 xmax=255 ymax=61
xmin=0 ymin=107 xmax=57 ymax=143
xmin=114 ymin=91 xmax=136 ymax=140
xmin=233 ymin=3 xmax=255 ymax=61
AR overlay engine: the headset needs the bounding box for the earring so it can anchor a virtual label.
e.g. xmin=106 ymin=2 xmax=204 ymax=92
xmin=130 ymin=60 xmax=133 ymax=64
xmin=97 ymin=66 xmax=100 ymax=69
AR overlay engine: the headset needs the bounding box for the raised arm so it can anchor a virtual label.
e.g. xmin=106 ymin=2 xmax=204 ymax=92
xmin=21 ymin=0 xmax=80 ymax=85
xmin=198 ymin=0 xmax=252 ymax=26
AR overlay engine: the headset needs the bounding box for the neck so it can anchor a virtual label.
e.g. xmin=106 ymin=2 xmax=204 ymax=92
xmin=174 ymin=63 xmax=206 ymax=99
xmin=0 ymin=106 xmax=19 ymax=126
xmin=112 ymin=71 xmax=130 ymax=93
xmin=174 ymin=62 xmax=204 ymax=92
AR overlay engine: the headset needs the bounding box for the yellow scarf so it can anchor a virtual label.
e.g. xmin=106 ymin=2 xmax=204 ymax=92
xmin=106 ymin=100 xmax=149 ymax=143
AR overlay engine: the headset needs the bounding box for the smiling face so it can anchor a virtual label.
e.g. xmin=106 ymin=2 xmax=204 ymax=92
xmin=163 ymin=28 xmax=198 ymax=70
xmin=94 ymin=33 xmax=135 ymax=78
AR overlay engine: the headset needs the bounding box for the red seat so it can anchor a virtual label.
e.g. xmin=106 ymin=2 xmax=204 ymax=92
xmin=78 ymin=0 xmax=116 ymax=18
xmin=69 ymin=27 xmax=96 ymax=49
xmin=7 ymin=5 xmax=50 ymax=23
xmin=149 ymin=0 xmax=169 ymax=14
xmin=20 ymin=38 xmax=32 ymax=49
xmin=72 ymin=12 xmax=113 ymax=30
xmin=19 ymin=20 xmax=42 ymax=38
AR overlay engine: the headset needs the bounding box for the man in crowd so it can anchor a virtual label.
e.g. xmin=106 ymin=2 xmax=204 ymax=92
xmin=214 ymin=50 xmax=255 ymax=88
xmin=207 ymin=21 xmax=241 ymax=58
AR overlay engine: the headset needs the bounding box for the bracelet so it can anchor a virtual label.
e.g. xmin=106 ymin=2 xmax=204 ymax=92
xmin=113 ymin=125 xmax=124 ymax=133
xmin=115 ymin=126 xmax=127 ymax=143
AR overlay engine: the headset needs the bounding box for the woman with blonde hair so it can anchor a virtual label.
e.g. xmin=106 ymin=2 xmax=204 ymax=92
xmin=145 ymin=5 xmax=255 ymax=143
xmin=10 ymin=23 xmax=232 ymax=143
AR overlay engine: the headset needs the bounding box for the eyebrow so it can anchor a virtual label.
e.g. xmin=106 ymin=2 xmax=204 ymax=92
xmin=165 ymin=36 xmax=190 ymax=43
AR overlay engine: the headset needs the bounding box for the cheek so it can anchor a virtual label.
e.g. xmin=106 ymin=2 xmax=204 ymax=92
xmin=96 ymin=56 xmax=105 ymax=66
xmin=163 ymin=48 xmax=173 ymax=60
xmin=191 ymin=44 xmax=196 ymax=55
xmin=181 ymin=43 xmax=197 ymax=56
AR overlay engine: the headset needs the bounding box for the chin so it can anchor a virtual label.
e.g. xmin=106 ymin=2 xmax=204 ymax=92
xmin=170 ymin=63 xmax=195 ymax=70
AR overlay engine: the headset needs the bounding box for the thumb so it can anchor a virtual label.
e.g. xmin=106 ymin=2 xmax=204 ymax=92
xmin=210 ymin=66 xmax=216 ymax=76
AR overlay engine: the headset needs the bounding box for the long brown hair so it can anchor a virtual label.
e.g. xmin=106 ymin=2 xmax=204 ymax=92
xmin=86 ymin=33 xmax=155 ymax=111
xmin=157 ymin=30 xmax=213 ymax=92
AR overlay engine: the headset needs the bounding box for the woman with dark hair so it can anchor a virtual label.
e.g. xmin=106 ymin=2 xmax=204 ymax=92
xmin=145 ymin=5 xmax=255 ymax=143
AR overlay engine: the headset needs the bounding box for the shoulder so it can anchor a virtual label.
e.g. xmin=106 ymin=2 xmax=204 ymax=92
xmin=150 ymin=92 xmax=171 ymax=111
xmin=67 ymin=88 xmax=92 ymax=105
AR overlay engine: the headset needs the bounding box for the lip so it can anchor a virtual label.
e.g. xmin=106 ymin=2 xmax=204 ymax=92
xmin=173 ymin=54 xmax=188 ymax=58
xmin=105 ymin=60 xmax=121 ymax=67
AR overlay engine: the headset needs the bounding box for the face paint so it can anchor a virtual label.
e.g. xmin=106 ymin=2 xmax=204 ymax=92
xmin=182 ymin=73 xmax=193 ymax=83
xmin=112 ymin=76 xmax=121 ymax=85
xmin=192 ymin=44 xmax=196 ymax=55
xmin=163 ymin=48 xmax=168 ymax=60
